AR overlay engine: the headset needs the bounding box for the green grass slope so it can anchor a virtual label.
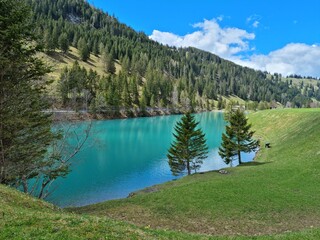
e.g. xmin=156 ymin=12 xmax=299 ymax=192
xmin=72 ymin=108 xmax=320 ymax=238
xmin=2 ymin=109 xmax=320 ymax=239
xmin=0 ymin=184 xmax=211 ymax=239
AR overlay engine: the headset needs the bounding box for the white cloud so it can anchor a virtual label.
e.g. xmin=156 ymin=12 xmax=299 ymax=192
xmin=150 ymin=19 xmax=320 ymax=77
xmin=233 ymin=43 xmax=320 ymax=77
xmin=216 ymin=15 xmax=224 ymax=22
xmin=246 ymin=14 xmax=262 ymax=28
xmin=150 ymin=18 xmax=255 ymax=58
xmin=252 ymin=21 xmax=260 ymax=28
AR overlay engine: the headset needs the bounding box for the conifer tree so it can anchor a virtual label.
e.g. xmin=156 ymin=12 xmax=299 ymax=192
xmin=102 ymin=51 xmax=116 ymax=74
xmin=122 ymin=78 xmax=132 ymax=108
xmin=58 ymin=32 xmax=69 ymax=53
xmin=0 ymin=0 xmax=57 ymax=191
xmin=130 ymin=77 xmax=139 ymax=105
xmin=139 ymin=94 xmax=147 ymax=113
xmin=219 ymin=109 xmax=259 ymax=165
xmin=51 ymin=24 xmax=59 ymax=50
xmin=219 ymin=127 xmax=236 ymax=165
xmin=44 ymin=29 xmax=55 ymax=52
xmin=167 ymin=113 xmax=208 ymax=175
xmin=77 ymin=38 xmax=90 ymax=61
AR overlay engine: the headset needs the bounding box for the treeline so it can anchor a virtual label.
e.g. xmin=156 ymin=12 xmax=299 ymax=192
xmin=27 ymin=0 xmax=316 ymax=112
xmin=284 ymin=79 xmax=320 ymax=103
xmin=286 ymin=74 xmax=319 ymax=80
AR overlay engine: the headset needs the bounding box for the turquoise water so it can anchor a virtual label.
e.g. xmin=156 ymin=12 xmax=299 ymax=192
xmin=48 ymin=112 xmax=254 ymax=207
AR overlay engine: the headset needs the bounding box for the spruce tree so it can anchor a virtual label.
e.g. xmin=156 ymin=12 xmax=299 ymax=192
xmin=44 ymin=29 xmax=55 ymax=52
xmin=102 ymin=51 xmax=116 ymax=74
xmin=58 ymin=32 xmax=69 ymax=53
xmin=167 ymin=113 xmax=208 ymax=175
xmin=0 ymin=0 xmax=57 ymax=191
xmin=219 ymin=109 xmax=259 ymax=165
xmin=219 ymin=127 xmax=236 ymax=165
xmin=77 ymin=38 xmax=90 ymax=61
xmin=51 ymin=24 xmax=59 ymax=50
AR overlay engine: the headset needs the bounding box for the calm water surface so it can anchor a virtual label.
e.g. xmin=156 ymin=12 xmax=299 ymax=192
xmin=49 ymin=112 xmax=254 ymax=207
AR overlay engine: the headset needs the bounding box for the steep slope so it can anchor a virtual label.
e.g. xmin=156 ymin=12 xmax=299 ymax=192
xmin=28 ymin=0 xmax=313 ymax=112
xmin=72 ymin=109 xmax=320 ymax=237
xmin=0 ymin=184 xmax=209 ymax=239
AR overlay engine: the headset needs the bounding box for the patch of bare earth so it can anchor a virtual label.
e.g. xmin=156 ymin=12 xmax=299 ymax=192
xmin=97 ymin=207 xmax=320 ymax=236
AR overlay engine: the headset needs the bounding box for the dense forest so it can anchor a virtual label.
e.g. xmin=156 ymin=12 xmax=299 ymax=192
xmin=27 ymin=0 xmax=320 ymax=115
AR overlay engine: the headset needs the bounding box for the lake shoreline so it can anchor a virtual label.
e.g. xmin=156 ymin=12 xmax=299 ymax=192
xmin=64 ymin=150 xmax=257 ymax=209
xmin=51 ymin=108 xmax=225 ymax=122
xmin=50 ymin=111 xmax=242 ymax=208
xmin=125 ymin=148 xmax=258 ymax=200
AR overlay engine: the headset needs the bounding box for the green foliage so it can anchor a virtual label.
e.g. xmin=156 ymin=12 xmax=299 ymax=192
xmin=59 ymin=61 xmax=98 ymax=109
xmin=58 ymin=32 xmax=69 ymax=53
xmin=0 ymin=0 xmax=92 ymax=200
xmin=77 ymin=37 xmax=90 ymax=61
xmin=43 ymin=29 xmax=55 ymax=52
xmin=167 ymin=113 xmax=208 ymax=175
xmin=0 ymin=0 xmax=58 ymax=195
xmin=219 ymin=108 xmax=259 ymax=165
xmin=102 ymin=51 xmax=116 ymax=74
xmin=219 ymin=132 xmax=236 ymax=165
xmin=25 ymin=0 xmax=313 ymax=113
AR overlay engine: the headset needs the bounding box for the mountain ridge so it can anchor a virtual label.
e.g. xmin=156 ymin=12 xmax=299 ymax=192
xmin=27 ymin=0 xmax=320 ymax=113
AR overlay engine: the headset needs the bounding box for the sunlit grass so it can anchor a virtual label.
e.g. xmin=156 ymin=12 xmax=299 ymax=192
xmin=72 ymin=108 xmax=320 ymax=237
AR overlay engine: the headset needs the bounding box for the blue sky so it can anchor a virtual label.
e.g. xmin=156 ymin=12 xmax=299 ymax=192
xmin=91 ymin=0 xmax=320 ymax=77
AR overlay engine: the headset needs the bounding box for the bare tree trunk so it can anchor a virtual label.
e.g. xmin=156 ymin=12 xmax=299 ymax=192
xmin=0 ymin=139 xmax=5 ymax=182
xmin=38 ymin=179 xmax=50 ymax=199
xmin=187 ymin=160 xmax=191 ymax=175
xmin=238 ymin=150 xmax=242 ymax=165
xmin=237 ymin=139 xmax=242 ymax=165
xmin=22 ymin=175 xmax=28 ymax=193
xmin=0 ymin=78 xmax=5 ymax=182
xmin=35 ymin=119 xmax=92 ymax=199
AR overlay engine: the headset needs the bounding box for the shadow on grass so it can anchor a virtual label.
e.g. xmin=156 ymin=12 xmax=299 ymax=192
xmin=238 ymin=161 xmax=272 ymax=167
xmin=65 ymin=51 xmax=78 ymax=60
xmin=47 ymin=51 xmax=67 ymax=63
xmin=85 ymin=59 xmax=96 ymax=67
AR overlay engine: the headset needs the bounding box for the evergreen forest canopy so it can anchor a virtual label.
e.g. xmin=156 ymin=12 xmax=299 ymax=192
xmin=0 ymin=0 xmax=91 ymax=198
xmin=26 ymin=0 xmax=320 ymax=113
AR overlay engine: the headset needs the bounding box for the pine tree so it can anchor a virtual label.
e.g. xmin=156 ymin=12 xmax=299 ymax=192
xmin=217 ymin=96 xmax=223 ymax=110
xmin=58 ymin=32 xmax=69 ymax=53
xmin=77 ymin=38 xmax=90 ymax=61
xmin=43 ymin=29 xmax=55 ymax=52
xmin=167 ymin=113 xmax=208 ymax=175
xmin=0 ymin=0 xmax=58 ymax=192
xmin=59 ymin=67 xmax=70 ymax=105
xmin=102 ymin=51 xmax=116 ymax=74
xmin=139 ymin=93 xmax=147 ymax=113
xmin=51 ymin=24 xmax=59 ymax=50
xmin=219 ymin=109 xmax=259 ymax=165
xmin=219 ymin=127 xmax=236 ymax=165
xmin=122 ymin=78 xmax=132 ymax=108
xmin=130 ymin=77 xmax=139 ymax=105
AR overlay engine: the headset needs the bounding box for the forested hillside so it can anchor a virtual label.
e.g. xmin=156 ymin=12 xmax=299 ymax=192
xmin=28 ymin=0 xmax=320 ymax=115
